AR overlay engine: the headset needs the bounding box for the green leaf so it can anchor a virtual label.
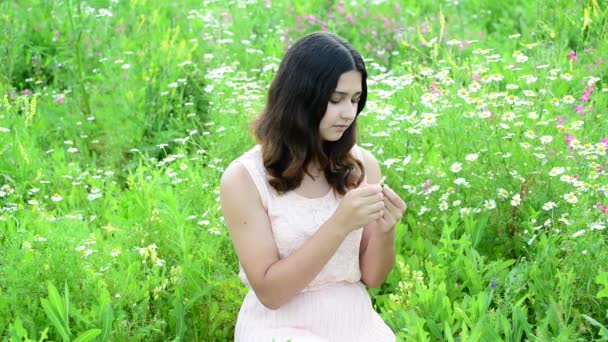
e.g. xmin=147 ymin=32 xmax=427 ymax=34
xmin=596 ymin=272 xmax=608 ymax=298
xmin=41 ymin=298 xmax=70 ymax=341
xmin=581 ymin=314 xmax=608 ymax=338
xmin=98 ymin=303 xmax=114 ymax=342
xmin=63 ymin=281 xmax=70 ymax=331
xmin=406 ymin=311 xmax=429 ymax=341
xmin=172 ymin=294 xmax=185 ymax=340
xmin=426 ymin=319 xmax=442 ymax=339
xmin=8 ymin=317 xmax=31 ymax=342
xmin=511 ymin=304 xmax=532 ymax=339
xmin=47 ymin=282 xmax=66 ymax=324
xmin=209 ymin=302 xmax=219 ymax=320
xmin=499 ymin=315 xmax=512 ymax=341
xmin=496 ymin=259 xmax=516 ymax=270
xmin=72 ymin=329 xmax=102 ymax=342
xmin=443 ymin=321 xmax=455 ymax=342
xmin=37 ymin=327 xmax=49 ymax=342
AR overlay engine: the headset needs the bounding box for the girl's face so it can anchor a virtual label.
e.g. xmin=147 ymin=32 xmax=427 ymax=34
xmin=319 ymin=70 xmax=362 ymax=141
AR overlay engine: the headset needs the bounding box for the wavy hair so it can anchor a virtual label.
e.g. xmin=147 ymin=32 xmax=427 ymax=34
xmin=252 ymin=32 xmax=368 ymax=196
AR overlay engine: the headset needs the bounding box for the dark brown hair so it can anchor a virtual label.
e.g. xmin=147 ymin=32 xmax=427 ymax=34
xmin=252 ymin=32 xmax=367 ymax=196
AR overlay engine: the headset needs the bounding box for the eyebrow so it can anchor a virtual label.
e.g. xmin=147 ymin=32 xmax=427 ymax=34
xmin=333 ymin=91 xmax=362 ymax=96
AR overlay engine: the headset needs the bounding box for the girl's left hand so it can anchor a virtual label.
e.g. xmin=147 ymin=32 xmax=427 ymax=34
xmin=377 ymin=185 xmax=407 ymax=232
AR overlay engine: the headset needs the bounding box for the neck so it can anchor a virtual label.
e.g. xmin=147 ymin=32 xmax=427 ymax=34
xmin=305 ymin=164 xmax=324 ymax=179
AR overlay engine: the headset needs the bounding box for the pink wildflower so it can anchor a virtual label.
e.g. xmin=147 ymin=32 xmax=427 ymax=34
xmin=567 ymin=51 xmax=578 ymax=61
xmin=423 ymin=179 xmax=432 ymax=193
xmin=580 ymin=84 xmax=595 ymax=102
xmin=337 ymin=2 xmax=346 ymax=14
xmin=22 ymin=89 xmax=32 ymax=95
xmin=383 ymin=17 xmax=391 ymax=29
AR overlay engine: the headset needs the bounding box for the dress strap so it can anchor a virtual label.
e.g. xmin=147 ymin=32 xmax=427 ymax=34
xmin=234 ymin=145 xmax=272 ymax=211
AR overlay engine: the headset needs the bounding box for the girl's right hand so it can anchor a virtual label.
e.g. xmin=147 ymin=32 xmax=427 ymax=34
xmin=332 ymin=184 xmax=385 ymax=234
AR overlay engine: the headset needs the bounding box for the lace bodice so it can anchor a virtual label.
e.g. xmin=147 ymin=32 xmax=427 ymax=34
xmin=233 ymin=145 xmax=364 ymax=290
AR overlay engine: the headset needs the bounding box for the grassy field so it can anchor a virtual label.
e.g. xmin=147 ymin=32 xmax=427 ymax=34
xmin=1 ymin=0 xmax=608 ymax=341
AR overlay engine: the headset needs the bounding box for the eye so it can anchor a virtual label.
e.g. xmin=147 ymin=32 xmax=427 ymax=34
xmin=329 ymin=98 xmax=341 ymax=104
xmin=351 ymin=98 xmax=360 ymax=104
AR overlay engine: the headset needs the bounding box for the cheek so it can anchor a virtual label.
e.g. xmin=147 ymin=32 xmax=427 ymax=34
xmin=321 ymin=105 xmax=339 ymax=124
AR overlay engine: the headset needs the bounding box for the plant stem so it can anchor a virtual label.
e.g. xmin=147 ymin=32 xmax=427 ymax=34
xmin=66 ymin=0 xmax=91 ymax=116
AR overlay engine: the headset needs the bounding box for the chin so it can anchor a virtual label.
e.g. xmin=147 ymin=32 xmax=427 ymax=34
xmin=321 ymin=134 xmax=343 ymax=142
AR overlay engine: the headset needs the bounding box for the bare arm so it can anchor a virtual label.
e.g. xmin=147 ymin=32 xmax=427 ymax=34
xmin=220 ymin=161 xmax=383 ymax=309
xmin=359 ymin=148 xmax=402 ymax=288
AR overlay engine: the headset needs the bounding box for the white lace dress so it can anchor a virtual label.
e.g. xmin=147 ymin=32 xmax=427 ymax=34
xmin=231 ymin=145 xmax=395 ymax=342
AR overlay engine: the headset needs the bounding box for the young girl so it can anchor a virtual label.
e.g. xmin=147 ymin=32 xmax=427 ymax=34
xmin=220 ymin=32 xmax=406 ymax=342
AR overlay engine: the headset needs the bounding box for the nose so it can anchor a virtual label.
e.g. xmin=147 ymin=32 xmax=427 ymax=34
xmin=340 ymin=102 xmax=357 ymax=120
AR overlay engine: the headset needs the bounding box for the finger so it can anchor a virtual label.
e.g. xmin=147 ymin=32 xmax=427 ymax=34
xmin=363 ymin=200 xmax=385 ymax=215
xmin=383 ymin=196 xmax=399 ymax=214
xmin=373 ymin=210 xmax=384 ymax=222
xmin=382 ymin=185 xmax=407 ymax=210
xmin=378 ymin=216 xmax=389 ymax=228
xmin=354 ymin=184 xmax=383 ymax=197
xmin=383 ymin=198 xmax=403 ymax=221
xmin=360 ymin=191 xmax=385 ymax=206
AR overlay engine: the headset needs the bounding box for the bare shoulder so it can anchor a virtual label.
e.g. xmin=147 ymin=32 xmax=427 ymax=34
xmin=219 ymin=159 xmax=268 ymax=231
xmin=219 ymin=159 xmax=280 ymax=293
xmin=356 ymin=145 xmax=382 ymax=183
xmin=220 ymin=160 xmax=261 ymax=202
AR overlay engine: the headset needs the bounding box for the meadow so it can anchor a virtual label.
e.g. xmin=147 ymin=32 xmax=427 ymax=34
xmin=1 ymin=0 xmax=608 ymax=341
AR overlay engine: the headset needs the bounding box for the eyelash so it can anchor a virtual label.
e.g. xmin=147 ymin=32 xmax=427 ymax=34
xmin=330 ymin=98 xmax=360 ymax=104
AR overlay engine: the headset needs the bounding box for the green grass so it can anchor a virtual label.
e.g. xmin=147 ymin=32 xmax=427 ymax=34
xmin=1 ymin=0 xmax=608 ymax=341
